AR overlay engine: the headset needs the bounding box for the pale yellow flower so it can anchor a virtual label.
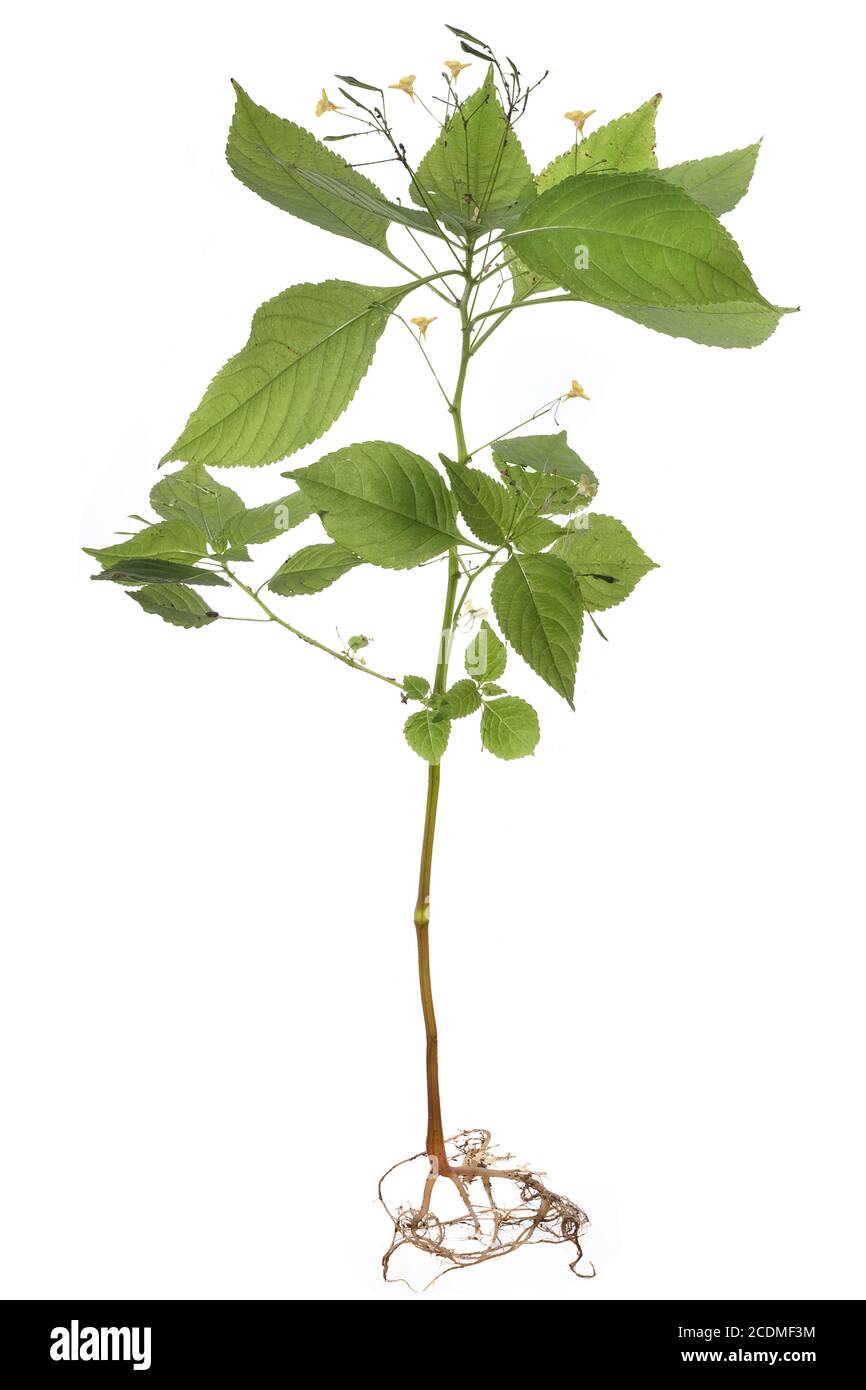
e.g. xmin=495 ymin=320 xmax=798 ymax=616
xmin=389 ymin=74 xmax=417 ymax=99
xmin=315 ymin=88 xmax=340 ymax=117
xmin=410 ymin=315 xmax=437 ymax=338
xmin=565 ymin=379 xmax=590 ymax=400
xmin=444 ymin=60 xmax=472 ymax=81
xmin=564 ymin=109 xmax=596 ymax=135
xmin=576 ymin=474 xmax=598 ymax=498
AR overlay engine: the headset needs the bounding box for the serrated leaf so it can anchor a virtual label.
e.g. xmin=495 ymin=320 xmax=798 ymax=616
xmin=491 ymin=553 xmax=583 ymax=706
xmin=404 ymin=710 xmax=451 ymax=763
xmin=150 ymin=462 xmax=245 ymax=549
xmin=443 ymin=459 xmax=511 ymax=544
xmin=464 ymin=619 xmax=507 ymax=682
xmin=127 ymin=584 xmax=219 ymax=629
xmin=514 ymin=516 xmax=563 ymax=552
xmin=277 ymin=163 xmax=442 ymax=238
xmin=537 ymin=95 xmax=661 ymax=194
xmin=442 ymin=679 xmax=482 ymax=719
xmin=505 ymin=172 xmax=793 ymax=348
xmin=553 ymin=514 xmax=657 ymax=610
xmin=267 ymin=542 xmax=362 ymax=596
xmin=92 ymin=558 xmax=229 ymax=586
xmin=661 ymin=144 xmax=760 ymax=217
xmin=161 ymin=280 xmax=410 ymax=470
xmin=481 ymin=682 xmax=506 ymax=696
xmin=224 ymin=491 xmax=316 ymax=547
xmin=227 ymin=82 xmax=392 ymax=248
xmin=403 ymin=674 xmax=430 ymax=700
xmin=84 ymin=520 xmax=208 ymax=569
xmin=493 ymin=433 xmax=598 ymax=517
xmin=481 ymin=696 xmax=540 ymax=759
xmin=289 ymin=441 xmax=460 ymax=569
xmin=413 ymin=69 xmax=535 ymax=226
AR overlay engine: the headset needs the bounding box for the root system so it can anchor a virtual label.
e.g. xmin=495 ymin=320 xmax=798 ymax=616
xmin=379 ymin=1128 xmax=593 ymax=1289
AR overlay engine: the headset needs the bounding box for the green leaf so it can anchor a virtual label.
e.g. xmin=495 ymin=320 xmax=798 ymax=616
xmin=481 ymin=696 xmax=540 ymax=760
xmin=493 ymin=433 xmax=598 ymax=516
xmin=403 ymin=675 xmax=430 ymax=700
xmin=404 ymin=710 xmax=451 ymax=764
xmin=537 ymin=95 xmax=662 ymax=193
xmin=605 ymin=300 xmax=789 ymax=348
xmin=481 ymin=682 xmax=506 ymax=696
xmin=443 ymin=458 xmax=511 ymax=544
xmin=275 ymin=162 xmax=442 ymax=238
xmin=288 ymin=441 xmax=460 ymax=569
xmin=150 ymin=462 xmax=245 ymax=549
xmin=660 ymin=144 xmax=760 ymax=217
xmin=84 ymin=520 xmax=208 ymax=569
xmin=442 ymin=679 xmax=482 ymax=719
xmin=413 ymin=68 xmax=535 ymax=226
xmin=347 ymin=634 xmax=370 ymax=653
xmin=505 ymin=172 xmax=793 ymax=348
xmin=161 ymin=280 xmax=410 ymax=470
xmin=491 ymin=553 xmax=583 ymax=707
xmin=267 ymin=542 xmax=362 ymax=597
xmin=92 ymin=558 xmax=229 ymax=586
xmin=227 ymin=82 xmax=392 ymax=248
xmin=464 ymin=619 xmax=507 ymax=683
xmin=514 ymin=516 xmax=563 ymax=553
xmin=127 ymin=584 xmax=219 ymax=629
xmin=224 ymin=491 xmax=316 ymax=547
xmin=553 ymin=514 xmax=657 ymax=610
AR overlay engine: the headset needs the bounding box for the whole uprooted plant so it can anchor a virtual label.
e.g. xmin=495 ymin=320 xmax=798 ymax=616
xmin=86 ymin=24 xmax=793 ymax=1286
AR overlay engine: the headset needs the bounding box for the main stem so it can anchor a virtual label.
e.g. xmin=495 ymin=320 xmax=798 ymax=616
xmin=413 ymin=254 xmax=475 ymax=1171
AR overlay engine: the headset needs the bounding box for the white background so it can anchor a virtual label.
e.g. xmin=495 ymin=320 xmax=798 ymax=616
xmin=4 ymin=0 xmax=864 ymax=1300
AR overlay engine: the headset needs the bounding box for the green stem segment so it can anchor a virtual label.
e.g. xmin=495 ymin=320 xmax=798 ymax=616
xmin=413 ymin=252 xmax=476 ymax=1170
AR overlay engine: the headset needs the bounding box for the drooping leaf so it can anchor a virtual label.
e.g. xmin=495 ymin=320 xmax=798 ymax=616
xmin=660 ymin=143 xmax=760 ymax=217
xmin=403 ymin=675 xmax=430 ymax=700
xmin=413 ymin=68 xmax=535 ymax=226
xmin=224 ymin=491 xmax=317 ymax=547
xmin=404 ymin=709 xmax=451 ymax=763
xmin=288 ymin=441 xmax=461 ymax=568
xmin=537 ymin=95 xmax=661 ymax=193
xmin=84 ymin=520 xmax=208 ymax=569
xmin=227 ymin=82 xmax=392 ymax=248
xmin=92 ymin=558 xmax=229 ymax=586
xmin=443 ymin=458 xmax=512 ymax=544
xmin=161 ymin=280 xmax=410 ymax=470
xmin=442 ymin=679 xmax=482 ymax=719
xmin=150 ymin=462 xmax=245 ymax=549
xmin=505 ymin=172 xmax=792 ymax=347
xmin=127 ymin=583 xmax=219 ymax=629
xmin=491 ymin=553 xmax=583 ymax=706
xmin=553 ymin=514 xmax=657 ymax=610
xmin=464 ymin=619 xmax=507 ymax=683
xmin=481 ymin=696 xmax=540 ymax=759
xmin=267 ymin=542 xmax=362 ymax=597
